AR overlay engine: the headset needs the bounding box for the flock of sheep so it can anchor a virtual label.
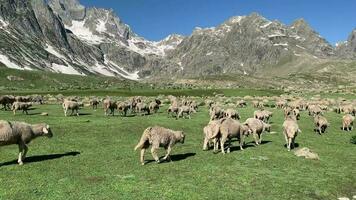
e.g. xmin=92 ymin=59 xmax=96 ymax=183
xmin=0 ymin=93 xmax=355 ymax=166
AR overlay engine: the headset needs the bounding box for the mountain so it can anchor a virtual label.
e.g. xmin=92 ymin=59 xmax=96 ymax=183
xmin=335 ymin=29 xmax=356 ymax=58
xmin=0 ymin=0 xmax=354 ymax=82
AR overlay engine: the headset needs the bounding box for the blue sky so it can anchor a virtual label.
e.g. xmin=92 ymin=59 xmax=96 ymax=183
xmin=80 ymin=0 xmax=356 ymax=44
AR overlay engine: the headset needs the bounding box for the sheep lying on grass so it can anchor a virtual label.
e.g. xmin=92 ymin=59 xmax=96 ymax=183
xmin=0 ymin=120 xmax=53 ymax=165
xmin=134 ymin=126 xmax=185 ymax=165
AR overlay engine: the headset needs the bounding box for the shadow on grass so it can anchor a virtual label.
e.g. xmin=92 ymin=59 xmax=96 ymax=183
xmin=145 ymin=153 xmax=196 ymax=165
xmin=283 ymin=143 xmax=300 ymax=149
xmin=0 ymin=151 xmax=80 ymax=167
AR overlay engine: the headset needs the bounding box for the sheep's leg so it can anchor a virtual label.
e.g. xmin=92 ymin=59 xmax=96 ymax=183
xmin=163 ymin=146 xmax=172 ymax=161
xmin=22 ymin=145 xmax=28 ymax=161
xmin=17 ymin=143 xmax=25 ymax=165
xmin=287 ymin=138 xmax=292 ymax=151
xmin=220 ymin=136 xmax=226 ymax=154
xmin=140 ymin=148 xmax=146 ymax=165
xmin=252 ymin=132 xmax=259 ymax=146
xmin=203 ymin=137 xmax=209 ymax=151
xmin=226 ymin=138 xmax=231 ymax=153
xmin=151 ymin=147 xmax=160 ymax=163
xmin=259 ymin=133 xmax=262 ymax=144
xmin=240 ymin=135 xmax=245 ymax=150
xmin=25 ymin=109 xmax=28 ymax=115
xmin=76 ymin=109 xmax=79 ymax=117
xmin=284 ymin=133 xmax=288 ymax=149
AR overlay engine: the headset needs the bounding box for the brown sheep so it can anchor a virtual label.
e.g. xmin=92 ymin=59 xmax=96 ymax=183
xmin=167 ymin=105 xmax=179 ymax=117
xmin=342 ymin=114 xmax=354 ymax=131
xmin=0 ymin=120 xmax=53 ymax=165
xmin=89 ymin=98 xmax=100 ymax=110
xmin=134 ymin=126 xmax=185 ymax=165
xmin=12 ymin=102 xmax=32 ymax=115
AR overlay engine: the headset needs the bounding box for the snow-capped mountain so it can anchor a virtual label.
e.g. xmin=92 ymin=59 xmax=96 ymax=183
xmin=0 ymin=0 xmax=355 ymax=81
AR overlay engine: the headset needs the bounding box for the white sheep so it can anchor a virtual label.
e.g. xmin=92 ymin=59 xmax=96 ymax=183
xmin=0 ymin=120 xmax=53 ymax=165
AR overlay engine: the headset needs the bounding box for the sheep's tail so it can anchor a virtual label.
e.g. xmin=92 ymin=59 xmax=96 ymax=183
xmin=134 ymin=127 xmax=152 ymax=151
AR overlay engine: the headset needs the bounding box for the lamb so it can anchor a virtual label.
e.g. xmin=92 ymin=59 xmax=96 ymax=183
xmin=103 ymin=99 xmax=117 ymax=116
xmin=202 ymin=120 xmax=221 ymax=151
xmin=0 ymin=120 xmax=53 ymax=165
xmin=342 ymin=114 xmax=354 ymax=131
xmin=63 ymin=100 xmax=83 ymax=117
xmin=177 ymin=106 xmax=196 ymax=119
xmin=313 ymin=115 xmax=329 ymax=134
xmin=244 ymin=118 xmax=271 ymax=145
xmin=283 ymin=116 xmax=301 ymax=151
xmin=223 ymin=108 xmax=240 ymax=120
xmin=134 ymin=126 xmax=185 ymax=165
xmin=12 ymin=102 xmax=32 ymax=115
xmin=211 ymin=118 xmax=251 ymax=154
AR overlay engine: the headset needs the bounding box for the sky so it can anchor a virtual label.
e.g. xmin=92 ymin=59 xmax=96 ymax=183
xmin=80 ymin=0 xmax=356 ymax=44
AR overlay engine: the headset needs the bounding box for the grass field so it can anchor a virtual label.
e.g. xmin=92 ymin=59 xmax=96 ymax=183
xmin=0 ymin=99 xmax=355 ymax=200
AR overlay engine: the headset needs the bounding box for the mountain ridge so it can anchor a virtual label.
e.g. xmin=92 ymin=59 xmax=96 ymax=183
xmin=0 ymin=0 xmax=355 ymax=82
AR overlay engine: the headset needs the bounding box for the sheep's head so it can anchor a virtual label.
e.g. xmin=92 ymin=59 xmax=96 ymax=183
xmin=177 ymin=131 xmax=185 ymax=144
xmin=242 ymin=124 xmax=252 ymax=136
xmin=42 ymin=125 xmax=53 ymax=138
xmin=264 ymin=124 xmax=271 ymax=133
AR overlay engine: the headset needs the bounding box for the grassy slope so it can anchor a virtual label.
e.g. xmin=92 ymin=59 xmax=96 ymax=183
xmin=0 ymin=103 xmax=355 ymax=199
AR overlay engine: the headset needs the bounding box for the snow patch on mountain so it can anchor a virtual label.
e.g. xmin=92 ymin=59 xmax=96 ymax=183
xmin=0 ymin=54 xmax=23 ymax=70
xmin=65 ymin=20 xmax=104 ymax=44
xmin=45 ymin=45 xmax=67 ymax=60
xmin=51 ymin=63 xmax=83 ymax=75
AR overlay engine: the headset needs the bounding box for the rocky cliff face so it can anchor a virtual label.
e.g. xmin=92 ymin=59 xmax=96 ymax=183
xmin=0 ymin=0 xmax=354 ymax=81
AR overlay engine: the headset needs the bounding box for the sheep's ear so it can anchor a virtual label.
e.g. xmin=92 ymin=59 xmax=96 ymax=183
xmin=43 ymin=127 xmax=49 ymax=134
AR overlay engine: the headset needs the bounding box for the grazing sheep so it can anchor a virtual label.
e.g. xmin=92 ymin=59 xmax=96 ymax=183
xmin=12 ymin=102 xmax=32 ymax=115
xmin=0 ymin=120 xmax=53 ymax=165
xmin=203 ymin=120 xmax=221 ymax=151
xmin=244 ymin=118 xmax=271 ymax=145
xmin=90 ymin=98 xmax=100 ymax=110
xmin=293 ymin=109 xmax=300 ymax=120
xmin=0 ymin=95 xmax=15 ymax=110
xmin=313 ymin=115 xmax=329 ymax=134
xmin=177 ymin=106 xmax=196 ymax=119
xmin=63 ymin=100 xmax=83 ymax=117
xmin=167 ymin=105 xmax=179 ymax=117
xmin=209 ymin=106 xmax=224 ymax=121
xmin=117 ymin=102 xmax=130 ymax=116
xmin=276 ymin=100 xmax=287 ymax=109
xmin=237 ymin=100 xmax=247 ymax=107
xmin=224 ymin=108 xmax=240 ymax=120
xmin=283 ymin=117 xmax=301 ymax=151
xmin=15 ymin=96 xmax=32 ymax=102
xmin=149 ymin=101 xmax=160 ymax=113
xmin=342 ymin=114 xmax=354 ymax=131
xmin=103 ymin=99 xmax=117 ymax=116
xmin=254 ymin=110 xmax=273 ymax=123
xmin=308 ymin=105 xmax=322 ymax=116
xmin=134 ymin=126 xmax=185 ymax=165
xmin=211 ymin=118 xmax=251 ymax=154
xmin=136 ymin=102 xmax=150 ymax=116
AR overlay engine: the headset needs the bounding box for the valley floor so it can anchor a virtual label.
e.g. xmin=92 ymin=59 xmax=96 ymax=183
xmin=0 ymin=102 xmax=355 ymax=199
